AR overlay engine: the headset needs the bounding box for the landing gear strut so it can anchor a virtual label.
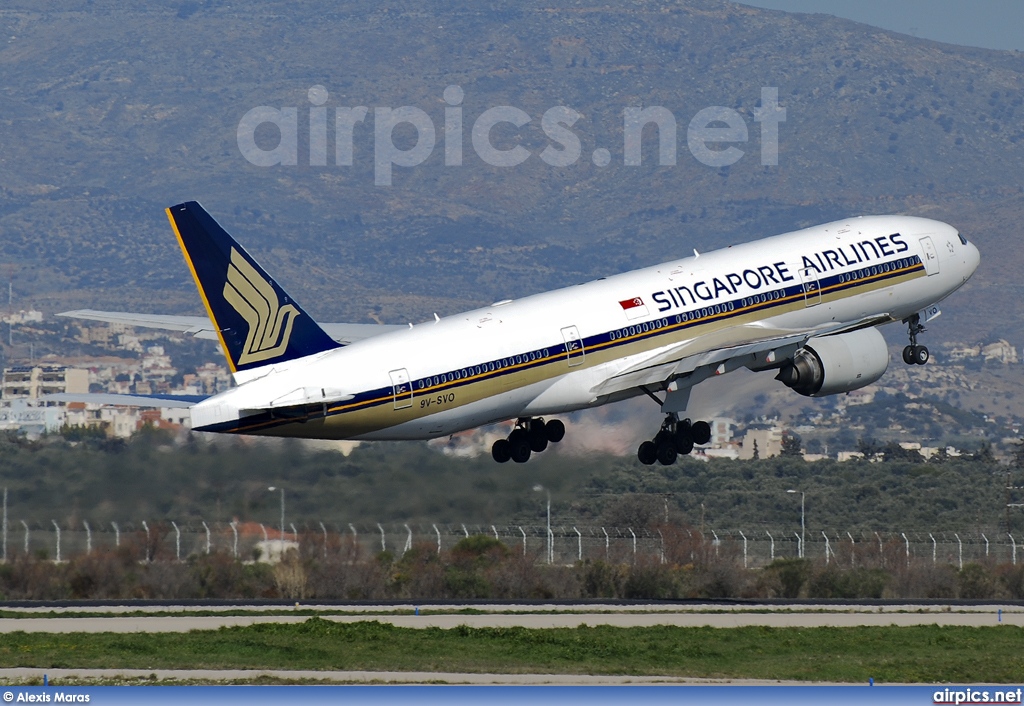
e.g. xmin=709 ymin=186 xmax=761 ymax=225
xmin=491 ymin=417 xmax=565 ymax=463
xmin=901 ymin=313 xmax=929 ymax=365
xmin=637 ymin=414 xmax=711 ymax=466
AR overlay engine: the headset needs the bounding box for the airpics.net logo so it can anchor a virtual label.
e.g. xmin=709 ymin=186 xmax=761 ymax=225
xmin=236 ymin=85 xmax=786 ymax=186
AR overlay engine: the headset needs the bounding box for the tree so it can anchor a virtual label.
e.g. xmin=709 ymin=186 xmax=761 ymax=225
xmin=781 ymin=432 xmax=803 ymax=457
xmin=1012 ymin=441 xmax=1024 ymax=471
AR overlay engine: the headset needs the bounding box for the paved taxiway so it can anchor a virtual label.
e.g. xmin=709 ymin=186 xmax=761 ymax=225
xmin=0 ymin=603 xmax=1020 ymax=633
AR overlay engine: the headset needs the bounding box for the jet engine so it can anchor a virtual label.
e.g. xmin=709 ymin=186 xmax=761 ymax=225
xmin=776 ymin=327 xmax=889 ymax=397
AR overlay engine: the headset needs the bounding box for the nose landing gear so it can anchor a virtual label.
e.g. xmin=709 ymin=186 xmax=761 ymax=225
xmin=901 ymin=313 xmax=929 ymax=365
xmin=637 ymin=414 xmax=711 ymax=465
xmin=491 ymin=417 xmax=566 ymax=463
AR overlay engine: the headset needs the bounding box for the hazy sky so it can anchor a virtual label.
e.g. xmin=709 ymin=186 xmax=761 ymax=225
xmin=736 ymin=0 xmax=1024 ymax=51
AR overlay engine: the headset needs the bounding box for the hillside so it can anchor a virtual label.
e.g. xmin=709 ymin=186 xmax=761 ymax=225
xmin=0 ymin=0 xmax=1020 ymax=349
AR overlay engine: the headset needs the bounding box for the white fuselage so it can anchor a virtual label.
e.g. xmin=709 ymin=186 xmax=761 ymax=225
xmin=189 ymin=215 xmax=979 ymax=440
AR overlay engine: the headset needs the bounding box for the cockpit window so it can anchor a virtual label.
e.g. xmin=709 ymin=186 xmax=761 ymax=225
xmin=958 ymin=233 xmax=968 ymax=245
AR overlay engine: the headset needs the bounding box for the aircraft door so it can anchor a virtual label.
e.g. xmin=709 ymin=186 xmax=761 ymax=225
xmin=561 ymin=325 xmax=585 ymax=367
xmin=389 ymin=368 xmax=413 ymax=410
xmin=919 ymin=236 xmax=940 ymax=275
xmin=799 ymin=267 xmax=821 ymax=307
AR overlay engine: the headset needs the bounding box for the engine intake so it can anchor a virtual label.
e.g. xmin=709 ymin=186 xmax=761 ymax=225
xmin=776 ymin=327 xmax=889 ymax=397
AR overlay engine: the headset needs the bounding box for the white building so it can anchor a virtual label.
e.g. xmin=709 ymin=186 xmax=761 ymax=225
xmin=2 ymin=365 xmax=89 ymax=400
xmin=739 ymin=428 xmax=783 ymax=459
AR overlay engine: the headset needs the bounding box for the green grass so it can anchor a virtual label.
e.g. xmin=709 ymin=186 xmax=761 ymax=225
xmin=2 ymin=618 xmax=1023 ymax=682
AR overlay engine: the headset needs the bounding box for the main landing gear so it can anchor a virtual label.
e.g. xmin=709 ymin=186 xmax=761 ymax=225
xmin=901 ymin=313 xmax=929 ymax=365
xmin=637 ymin=415 xmax=711 ymax=466
xmin=491 ymin=417 xmax=566 ymax=463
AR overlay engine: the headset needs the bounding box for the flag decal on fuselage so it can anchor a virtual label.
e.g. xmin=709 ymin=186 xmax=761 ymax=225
xmin=619 ymin=296 xmax=649 ymax=321
xmin=223 ymin=247 xmax=300 ymax=365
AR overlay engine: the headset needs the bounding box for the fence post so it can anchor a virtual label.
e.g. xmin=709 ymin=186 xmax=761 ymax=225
xmin=794 ymin=532 xmax=801 ymax=558
xmin=519 ymin=526 xmax=526 ymax=557
xmin=1009 ymin=533 xmax=1017 ymax=566
xmin=574 ymin=527 xmax=582 ymax=563
xmin=822 ymin=531 xmax=830 ymax=565
xmin=901 ymin=532 xmax=910 ymax=568
xmin=203 ymin=521 xmax=211 ymax=555
xmin=21 ymin=520 xmax=29 ymax=555
xmin=84 ymin=520 xmax=91 ymax=555
xmin=875 ymin=531 xmax=883 ymax=568
xmin=142 ymin=521 xmax=150 ymax=562
xmin=955 ymin=533 xmax=962 ymax=570
xmin=112 ymin=521 xmax=120 ymax=548
xmin=377 ymin=523 xmax=386 ymax=552
xmin=602 ymin=527 xmax=609 ymax=560
xmin=547 ymin=527 xmax=554 ymax=564
xmin=629 ymin=528 xmax=636 ymax=564
xmin=929 ymin=533 xmax=936 ymax=565
xmin=403 ymin=524 xmax=412 ymax=554
xmin=52 ymin=520 xmax=60 ymax=563
xmin=289 ymin=523 xmax=297 ymax=544
xmin=433 ymin=524 xmax=441 ymax=556
xmin=766 ymin=531 xmax=774 ymax=562
xmin=711 ymin=530 xmax=720 ymax=558
xmin=658 ymin=529 xmax=665 ymax=565
xmin=982 ymin=533 xmax=989 ymax=558
xmin=492 ymin=525 xmax=499 ymax=541
xmin=232 ymin=521 xmax=239 ymax=559
xmin=847 ymin=532 xmax=855 ymax=568
xmin=172 ymin=521 xmax=181 ymax=561
xmin=319 ymin=522 xmax=326 ymax=559
xmin=739 ymin=530 xmax=748 ymax=568
xmin=261 ymin=523 xmax=268 ymax=544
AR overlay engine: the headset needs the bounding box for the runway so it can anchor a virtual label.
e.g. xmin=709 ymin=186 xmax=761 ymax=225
xmin=0 ymin=603 xmax=1020 ymax=633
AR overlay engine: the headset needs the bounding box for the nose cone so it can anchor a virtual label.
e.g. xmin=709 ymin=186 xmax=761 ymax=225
xmin=966 ymin=240 xmax=981 ymax=277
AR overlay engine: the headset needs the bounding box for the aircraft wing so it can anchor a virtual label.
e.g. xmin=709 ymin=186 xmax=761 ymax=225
xmin=591 ymin=314 xmax=892 ymax=398
xmin=58 ymin=309 xmax=404 ymax=345
xmin=42 ymin=393 xmax=206 ymax=408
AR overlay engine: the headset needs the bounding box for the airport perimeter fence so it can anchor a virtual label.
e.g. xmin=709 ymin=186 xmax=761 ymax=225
xmin=1 ymin=520 xmax=1022 ymax=569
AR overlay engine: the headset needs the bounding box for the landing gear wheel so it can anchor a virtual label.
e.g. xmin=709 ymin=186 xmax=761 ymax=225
xmin=656 ymin=441 xmax=678 ymax=466
xmin=674 ymin=431 xmax=694 ymax=455
xmin=510 ymin=436 xmax=532 ymax=463
xmin=903 ymin=313 xmax=929 ymax=366
xmin=491 ymin=439 xmax=511 ymax=463
xmin=544 ymin=419 xmax=565 ymax=443
xmin=691 ymin=420 xmax=712 ymax=446
xmin=529 ymin=430 xmax=549 ymax=453
xmin=638 ymin=441 xmax=657 ymax=465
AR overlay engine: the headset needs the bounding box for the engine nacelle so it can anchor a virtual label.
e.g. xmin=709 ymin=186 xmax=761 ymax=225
xmin=776 ymin=327 xmax=889 ymax=397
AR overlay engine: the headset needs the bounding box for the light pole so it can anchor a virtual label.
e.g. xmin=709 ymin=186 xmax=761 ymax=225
xmin=533 ymin=484 xmax=551 ymax=564
xmin=268 ymin=486 xmax=285 ymax=543
xmin=787 ymin=489 xmax=805 ymax=558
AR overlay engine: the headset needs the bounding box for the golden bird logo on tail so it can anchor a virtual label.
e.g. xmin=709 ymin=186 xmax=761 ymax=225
xmin=222 ymin=247 xmax=300 ymax=366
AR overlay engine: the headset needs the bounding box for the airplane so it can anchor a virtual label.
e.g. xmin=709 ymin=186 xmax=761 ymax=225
xmin=59 ymin=202 xmax=980 ymax=465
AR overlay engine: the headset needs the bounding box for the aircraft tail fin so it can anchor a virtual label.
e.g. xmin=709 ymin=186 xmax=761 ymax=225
xmin=166 ymin=201 xmax=341 ymax=376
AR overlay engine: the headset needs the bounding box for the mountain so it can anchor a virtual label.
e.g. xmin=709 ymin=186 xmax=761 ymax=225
xmin=0 ymin=0 xmax=1020 ymax=350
